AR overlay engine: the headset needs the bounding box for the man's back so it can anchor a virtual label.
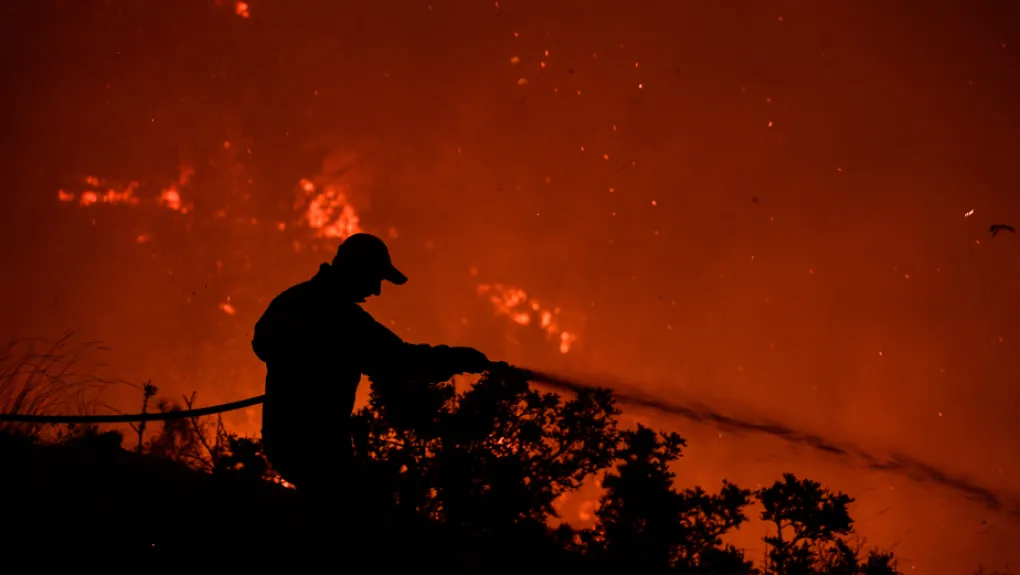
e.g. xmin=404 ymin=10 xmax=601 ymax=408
xmin=253 ymin=265 xmax=371 ymax=441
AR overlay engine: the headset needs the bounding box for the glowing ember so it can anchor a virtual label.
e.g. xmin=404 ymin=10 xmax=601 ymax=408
xmin=58 ymin=176 xmax=142 ymax=207
xmin=234 ymin=1 xmax=250 ymax=18
xmin=160 ymin=187 xmax=182 ymax=211
xmin=57 ymin=168 xmax=192 ymax=213
xmin=269 ymin=476 xmax=295 ymax=490
xmin=477 ymin=283 xmax=577 ymax=353
xmin=559 ymin=331 xmax=577 ymax=354
xmin=295 ymin=178 xmax=362 ymax=240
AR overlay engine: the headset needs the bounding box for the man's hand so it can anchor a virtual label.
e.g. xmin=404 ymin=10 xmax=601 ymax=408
xmin=450 ymin=346 xmax=491 ymax=374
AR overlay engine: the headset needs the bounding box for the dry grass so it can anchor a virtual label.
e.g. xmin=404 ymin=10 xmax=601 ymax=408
xmin=0 ymin=332 xmax=122 ymax=438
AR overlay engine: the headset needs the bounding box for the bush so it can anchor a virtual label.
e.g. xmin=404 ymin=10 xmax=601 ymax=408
xmin=2 ymin=367 xmax=906 ymax=574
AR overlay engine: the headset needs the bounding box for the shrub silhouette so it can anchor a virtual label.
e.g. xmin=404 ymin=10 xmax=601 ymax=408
xmin=351 ymin=370 xmax=903 ymax=574
xmin=0 ymin=334 xmax=117 ymax=439
xmin=580 ymin=424 xmax=756 ymax=574
xmin=2 ymin=367 xmax=911 ymax=574
xmin=354 ymin=374 xmax=618 ymax=526
xmin=758 ymin=474 xmax=900 ymax=575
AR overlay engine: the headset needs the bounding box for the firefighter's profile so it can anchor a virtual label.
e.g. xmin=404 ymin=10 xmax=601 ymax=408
xmin=252 ymin=232 xmax=491 ymax=569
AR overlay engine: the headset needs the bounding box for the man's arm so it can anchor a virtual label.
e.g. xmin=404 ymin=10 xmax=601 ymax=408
xmin=355 ymin=310 xmax=489 ymax=384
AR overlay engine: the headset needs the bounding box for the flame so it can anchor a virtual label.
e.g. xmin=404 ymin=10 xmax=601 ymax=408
xmin=559 ymin=331 xmax=577 ymax=354
xmin=58 ymin=176 xmax=142 ymax=207
xmin=295 ymin=178 xmax=362 ymax=240
xmin=57 ymin=165 xmax=369 ymax=255
xmin=53 ymin=160 xmax=392 ymax=332
xmin=159 ymin=186 xmax=182 ymax=211
xmin=268 ymin=475 xmax=295 ymax=490
xmin=213 ymin=0 xmax=251 ymax=19
xmin=160 ymin=166 xmax=193 ymax=213
xmin=477 ymin=283 xmax=578 ymax=353
xmin=57 ymin=169 xmax=192 ymax=213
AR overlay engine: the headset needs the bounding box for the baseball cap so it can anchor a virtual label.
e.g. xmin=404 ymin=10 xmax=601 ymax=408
xmin=332 ymin=233 xmax=408 ymax=285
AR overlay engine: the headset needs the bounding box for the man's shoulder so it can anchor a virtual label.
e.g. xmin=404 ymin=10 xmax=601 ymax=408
xmin=262 ymin=281 xmax=387 ymax=328
xmin=269 ymin=279 xmax=319 ymax=307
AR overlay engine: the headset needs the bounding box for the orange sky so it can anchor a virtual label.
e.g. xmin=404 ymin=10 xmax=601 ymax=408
xmin=1 ymin=0 xmax=1019 ymax=572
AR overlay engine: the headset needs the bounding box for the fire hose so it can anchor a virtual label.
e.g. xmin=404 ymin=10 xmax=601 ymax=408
xmin=4 ymin=361 xmax=1020 ymax=521
xmin=0 ymin=364 xmax=584 ymax=424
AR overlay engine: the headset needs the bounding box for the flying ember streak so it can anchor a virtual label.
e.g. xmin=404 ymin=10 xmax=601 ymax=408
xmin=477 ymin=283 xmax=578 ymax=354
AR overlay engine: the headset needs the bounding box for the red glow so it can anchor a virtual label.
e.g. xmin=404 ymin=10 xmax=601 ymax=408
xmin=5 ymin=2 xmax=1020 ymax=572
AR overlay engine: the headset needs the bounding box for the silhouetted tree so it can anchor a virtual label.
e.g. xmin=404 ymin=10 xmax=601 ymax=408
xmin=1 ymin=366 xmax=912 ymax=573
xmin=757 ymin=473 xmax=901 ymax=575
xmin=352 ymin=372 xmax=621 ymax=560
xmin=582 ymin=424 xmax=756 ymax=574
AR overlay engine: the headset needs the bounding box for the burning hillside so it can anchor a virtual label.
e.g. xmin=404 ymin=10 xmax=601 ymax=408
xmin=3 ymin=0 xmax=1020 ymax=572
xmin=52 ymin=157 xmax=580 ymax=356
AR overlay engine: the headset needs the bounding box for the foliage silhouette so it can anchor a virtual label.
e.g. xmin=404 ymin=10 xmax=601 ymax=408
xmin=0 ymin=334 xmax=118 ymax=439
xmin=581 ymin=424 xmax=756 ymax=574
xmin=1 ymin=368 xmax=918 ymax=574
xmin=757 ymin=473 xmax=900 ymax=575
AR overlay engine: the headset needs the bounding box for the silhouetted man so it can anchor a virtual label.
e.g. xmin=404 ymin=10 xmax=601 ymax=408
xmin=252 ymin=233 xmax=490 ymax=570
